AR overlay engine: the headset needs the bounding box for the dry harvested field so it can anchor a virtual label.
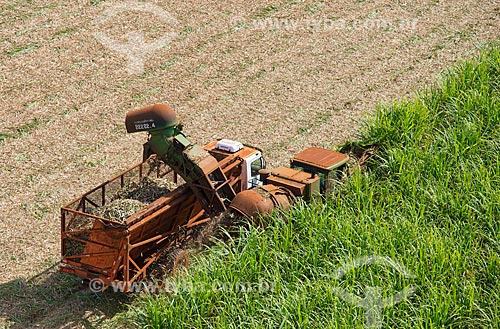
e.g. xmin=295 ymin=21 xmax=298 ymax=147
xmin=0 ymin=0 xmax=499 ymax=327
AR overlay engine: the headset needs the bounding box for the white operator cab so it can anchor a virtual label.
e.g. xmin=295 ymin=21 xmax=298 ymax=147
xmin=214 ymin=139 xmax=266 ymax=190
xmin=243 ymin=151 xmax=265 ymax=189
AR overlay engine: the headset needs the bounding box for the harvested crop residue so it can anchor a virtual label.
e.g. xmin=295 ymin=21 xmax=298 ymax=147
xmin=91 ymin=198 xmax=145 ymax=222
xmin=114 ymin=176 xmax=178 ymax=204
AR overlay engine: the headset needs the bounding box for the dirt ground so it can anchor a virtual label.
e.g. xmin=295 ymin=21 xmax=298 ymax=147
xmin=0 ymin=0 xmax=499 ymax=327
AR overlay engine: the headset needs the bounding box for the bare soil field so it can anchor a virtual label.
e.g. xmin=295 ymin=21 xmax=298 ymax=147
xmin=0 ymin=0 xmax=499 ymax=327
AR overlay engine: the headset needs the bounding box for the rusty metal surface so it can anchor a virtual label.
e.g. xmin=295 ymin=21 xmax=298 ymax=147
xmin=260 ymin=184 xmax=294 ymax=212
xmin=229 ymin=189 xmax=275 ymax=218
xmin=264 ymin=167 xmax=321 ymax=199
xmin=292 ymin=147 xmax=349 ymax=170
xmin=270 ymin=167 xmax=316 ymax=183
xmin=125 ymin=103 xmax=177 ymax=133
xmin=229 ymin=185 xmax=294 ymax=220
xmin=266 ymin=175 xmax=306 ymax=196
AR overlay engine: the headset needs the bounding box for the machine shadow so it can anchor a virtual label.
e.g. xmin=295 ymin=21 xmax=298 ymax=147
xmin=0 ymin=264 xmax=130 ymax=328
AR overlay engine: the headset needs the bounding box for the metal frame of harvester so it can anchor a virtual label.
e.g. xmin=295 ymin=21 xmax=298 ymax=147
xmin=60 ymin=104 xmax=348 ymax=290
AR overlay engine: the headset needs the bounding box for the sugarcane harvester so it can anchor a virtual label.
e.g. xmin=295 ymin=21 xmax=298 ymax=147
xmin=60 ymin=104 xmax=349 ymax=289
xmin=125 ymin=104 xmax=239 ymax=217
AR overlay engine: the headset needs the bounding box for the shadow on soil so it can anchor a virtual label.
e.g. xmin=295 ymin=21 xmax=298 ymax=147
xmin=0 ymin=264 xmax=130 ymax=328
